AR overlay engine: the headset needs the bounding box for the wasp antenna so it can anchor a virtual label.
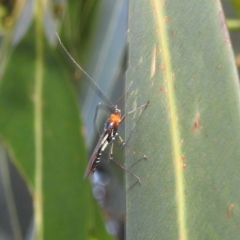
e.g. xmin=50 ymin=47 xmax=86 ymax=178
xmin=115 ymin=86 xmax=131 ymax=105
xmin=55 ymin=32 xmax=113 ymax=106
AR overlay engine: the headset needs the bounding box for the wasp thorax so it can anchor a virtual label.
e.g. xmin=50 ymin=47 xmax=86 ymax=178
xmin=104 ymin=121 xmax=114 ymax=131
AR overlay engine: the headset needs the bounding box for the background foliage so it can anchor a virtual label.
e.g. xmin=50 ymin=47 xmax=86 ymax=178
xmin=0 ymin=0 xmax=239 ymax=240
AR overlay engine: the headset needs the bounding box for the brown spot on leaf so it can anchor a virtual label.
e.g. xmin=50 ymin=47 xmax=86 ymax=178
xmin=236 ymin=54 xmax=240 ymax=68
xmin=180 ymin=155 xmax=186 ymax=169
xmin=193 ymin=113 xmax=200 ymax=131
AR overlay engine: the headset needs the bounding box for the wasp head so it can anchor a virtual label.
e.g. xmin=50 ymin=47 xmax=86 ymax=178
xmin=112 ymin=105 xmax=121 ymax=115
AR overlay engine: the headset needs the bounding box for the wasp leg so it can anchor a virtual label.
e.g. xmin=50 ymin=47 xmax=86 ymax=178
xmin=113 ymin=160 xmax=141 ymax=185
xmin=108 ymin=141 xmax=114 ymax=163
xmin=117 ymin=135 xmax=147 ymax=160
xmin=120 ymin=100 xmax=149 ymax=123
xmin=107 ymin=141 xmax=141 ymax=185
xmin=115 ymin=85 xmax=130 ymax=105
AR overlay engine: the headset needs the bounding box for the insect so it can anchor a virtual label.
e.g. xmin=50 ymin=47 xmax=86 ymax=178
xmin=56 ymin=33 xmax=149 ymax=184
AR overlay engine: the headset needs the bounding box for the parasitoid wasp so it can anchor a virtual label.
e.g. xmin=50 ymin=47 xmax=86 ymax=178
xmin=56 ymin=33 xmax=149 ymax=184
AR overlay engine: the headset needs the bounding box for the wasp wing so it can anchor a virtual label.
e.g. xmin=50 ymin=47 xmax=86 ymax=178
xmin=83 ymin=131 xmax=109 ymax=179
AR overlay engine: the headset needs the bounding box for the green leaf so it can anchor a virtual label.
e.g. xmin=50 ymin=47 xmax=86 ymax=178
xmin=126 ymin=1 xmax=240 ymax=239
xmin=0 ymin=29 xmax=88 ymax=239
xmin=226 ymin=18 xmax=240 ymax=30
xmin=230 ymin=0 xmax=240 ymax=17
xmin=0 ymin=6 xmax=112 ymax=240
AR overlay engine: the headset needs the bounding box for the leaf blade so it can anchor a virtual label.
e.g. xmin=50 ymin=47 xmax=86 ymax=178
xmin=126 ymin=1 xmax=240 ymax=239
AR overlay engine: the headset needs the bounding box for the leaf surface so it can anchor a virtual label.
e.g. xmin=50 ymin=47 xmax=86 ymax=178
xmin=126 ymin=1 xmax=240 ymax=239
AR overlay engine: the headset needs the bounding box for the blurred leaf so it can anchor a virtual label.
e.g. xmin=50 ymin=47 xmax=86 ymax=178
xmin=0 ymin=2 xmax=112 ymax=240
xmin=0 ymin=27 xmax=89 ymax=239
xmin=0 ymin=0 xmax=34 ymax=76
xmin=61 ymin=0 xmax=100 ymax=61
xmin=126 ymin=1 xmax=240 ymax=239
xmin=226 ymin=18 xmax=240 ymax=30
xmin=0 ymin=144 xmax=23 ymax=240
xmin=230 ymin=0 xmax=240 ymax=16
xmin=11 ymin=0 xmax=34 ymax=46
xmin=42 ymin=0 xmax=68 ymax=45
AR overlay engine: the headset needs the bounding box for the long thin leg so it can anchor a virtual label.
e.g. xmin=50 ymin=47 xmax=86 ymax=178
xmin=108 ymin=141 xmax=114 ymax=163
xmin=107 ymin=141 xmax=141 ymax=185
xmin=117 ymin=135 xmax=147 ymax=160
xmin=115 ymin=85 xmax=130 ymax=105
xmin=110 ymin=158 xmax=141 ymax=185
xmin=120 ymin=100 xmax=149 ymax=123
